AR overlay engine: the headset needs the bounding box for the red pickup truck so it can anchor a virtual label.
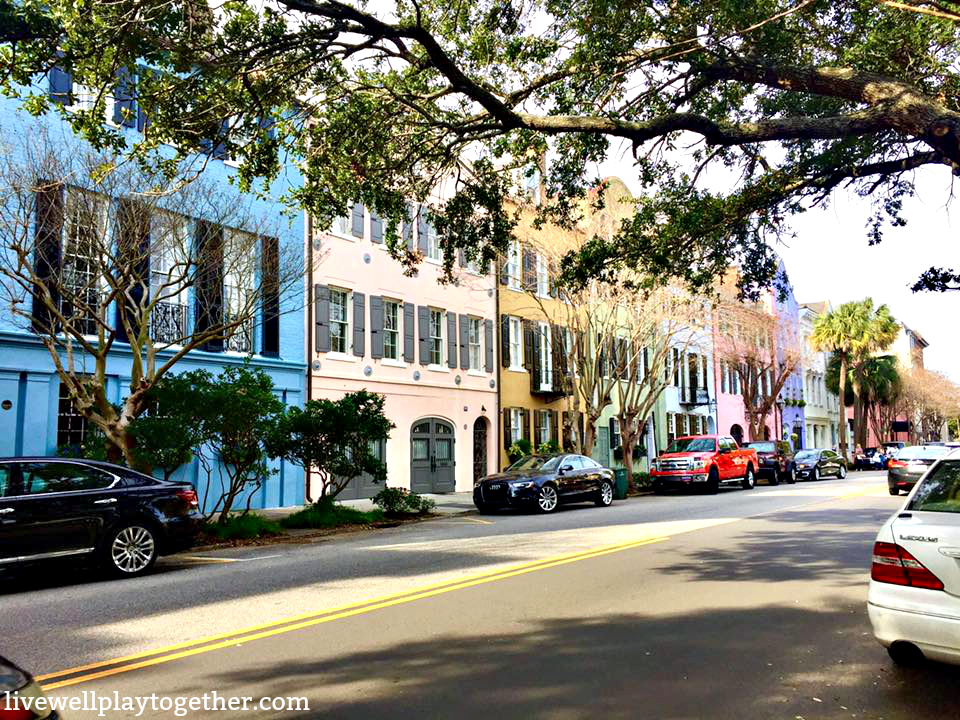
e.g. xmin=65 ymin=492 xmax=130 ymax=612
xmin=651 ymin=434 xmax=759 ymax=494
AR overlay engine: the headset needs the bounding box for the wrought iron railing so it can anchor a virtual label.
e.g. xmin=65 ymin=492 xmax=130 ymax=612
xmin=150 ymin=301 xmax=189 ymax=344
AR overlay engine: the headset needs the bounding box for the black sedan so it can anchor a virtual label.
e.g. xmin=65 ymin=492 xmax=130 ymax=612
xmin=1 ymin=654 xmax=60 ymax=719
xmin=793 ymin=449 xmax=847 ymax=480
xmin=474 ymin=454 xmax=615 ymax=514
xmin=887 ymin=445 xmax=952 ymax=495
xmin=0 ymin=458 xmax=202 ymax=577
xmin=744 ymin=440 xmax=796 ymax=485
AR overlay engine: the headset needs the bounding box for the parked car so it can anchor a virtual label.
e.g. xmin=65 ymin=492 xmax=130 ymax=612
xmin=744 ymin=440 xmax=796 ymax=485
xmin=0 ymin=654 xmax=60 ymax=718
xmin=882 ymin=441 xmax=906 ymax=457
xmin=793 ymin=449 xmax=847 ymax=480
xmin=869 ymin=449 xmax=960 ymax=665
xmin=650 ymin=435 xmax=759 ymax=494
xmin=474 ymin=454 xmax=615 ymax=514
xmin=886 ymin=445 xmax=952 ymax=495
xmin=0 ymin=458 xmax=202 ymax=577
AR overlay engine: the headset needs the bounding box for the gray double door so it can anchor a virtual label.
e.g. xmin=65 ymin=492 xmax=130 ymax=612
xmin=410 ymin=418 xmax=456 ymax=494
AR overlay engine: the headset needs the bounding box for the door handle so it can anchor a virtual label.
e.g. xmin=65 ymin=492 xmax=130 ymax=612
xmin=94 ymin=498 xmax=117 ymax=505
xmin=939 ymin=547 xmax=960 ymax=558
xmin=0 ymin=507 xmax=13 ymax=514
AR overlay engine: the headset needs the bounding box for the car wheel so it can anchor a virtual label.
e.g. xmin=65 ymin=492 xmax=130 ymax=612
xmin=474 ymin=501 xmax=496 ymax=514
xmin=888 ymin=486 xmax=900 ymax=496
xmin=813 ymin=466 xmax=820 ymax=481
xmin=536 ymin=484 xmax=559 ymax=513
xmin=595 ymin=480 xmax=614 ymax=507
xmin=707 ymin=467 xmax=720 ymax=494
xmin=103 ymin=523 xmax=158 ymax=577
xmin=769 ymin=467 xmax=780 ymax=486
xmin=741 ymin=466 xmax=755 ymax=490
xmin=838 ymin=464 xmax=847 ymax=479
xmin=787 ymin=465 xmax=797 ymax=484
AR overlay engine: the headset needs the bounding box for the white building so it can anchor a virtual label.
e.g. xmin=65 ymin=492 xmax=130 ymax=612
xmin=799 ymin=302 xmax=842 ymax=450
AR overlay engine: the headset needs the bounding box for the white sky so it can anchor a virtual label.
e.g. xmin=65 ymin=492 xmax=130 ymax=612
xmin=599 ymin=151 xmax=960 ymax=381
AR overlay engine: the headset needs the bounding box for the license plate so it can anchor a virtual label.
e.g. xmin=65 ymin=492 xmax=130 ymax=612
xmin=488 ymin=483 xmax=502 ymax=490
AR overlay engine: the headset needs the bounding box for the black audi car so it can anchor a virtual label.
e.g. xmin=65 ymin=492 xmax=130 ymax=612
xmin=474 ymin=454 xmax=615 ymax=514
xmin=793 ymin=448 xmax=847 ymax=480
xmin=1 ymin=654 xmax=60 ymax=719
xmin=0 ymin=458 xmax=202 ymax=578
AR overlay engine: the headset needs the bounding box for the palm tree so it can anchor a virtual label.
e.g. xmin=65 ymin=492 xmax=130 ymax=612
xmin=812 ymin=300 xmax=899 ymax=460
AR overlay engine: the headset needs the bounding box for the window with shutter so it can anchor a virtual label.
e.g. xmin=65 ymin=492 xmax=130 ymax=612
xmin=223 ymin=229 xmax=256 ymax=353
xmin=32 ymin=181 xmax=65 ymax=333
xmin=352 ymin=292 xmax=365 ymax=357
xmin=328 ymin=288 xmax=351 ymax=354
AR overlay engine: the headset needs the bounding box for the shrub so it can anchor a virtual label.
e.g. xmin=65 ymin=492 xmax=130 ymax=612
xmin=203 ymin=514 xmax=283 ymax=541
xmin=507 ymin=438 xmax=533 ymax=463
xmin=536 ymin=440 xmax=560 ymax=455
xmin=280 ymin=498 xmax=384 ymax=529
xmin=372 ymin=487 xmax=436 ymax=516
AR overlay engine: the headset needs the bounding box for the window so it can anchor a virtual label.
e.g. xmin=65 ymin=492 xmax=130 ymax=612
xmin=425 ymin=221 xmax=441 ymax=262
xmin=224 ymin=229 xmax=256 ymax=353
xmin=62 ymin=189 xmax=107 ymax=336
xmin=510 ymin=408 xmax=523 ymax=444
xmin=331 ymin=213 xmax=352 ymax=238
xmin=720 ymin=361 xmax=727 ymax=393
xmin=21 ymin=462 xmax=114 ymax=495
xmin=672 ymin=348 xmax=681 ymax=386
xmin=611 ymin=418 xmax=621 ymax=449
xmin=537 ymin=410 xmax=552 ymax=447
xmin=329 ymin=288 xmax=350 ymax=354
xmin=150 ymin=213 xmax=190 ymax=344
xmin=535 ymin=253 xmax=549 ymax=297
xmin=384 ymin=300 xmax=401 ymax=361
xmin=678 ymin=414 xmax=688 ymax=437
xmin=539 ymin=323 xmax=552 ymax=389
xmin=666 ymin=413 xmax=676 ymax=446
xmin=506 ymin=239 xmax=521 ymax=289
xmin=508 ymin=316 xmax=523 ymax=369
xmin=429 ymin=308 xmax=444 ymax=365
xmin=0 ymin=465 xmax=12 ymax=497
xmin=56 ymin=382 xmax=88 ymax=449
xmin=468 ymin=317 xmax=482 ymax=371
xmin=67 ymin=81 xmax=98 ymax=113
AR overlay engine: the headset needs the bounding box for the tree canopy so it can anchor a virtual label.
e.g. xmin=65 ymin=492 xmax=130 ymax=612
xmin=3 ymin=0 xmax=959 ymax=295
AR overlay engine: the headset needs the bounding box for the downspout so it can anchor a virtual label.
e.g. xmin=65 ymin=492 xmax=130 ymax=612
xmin=305 ymin=210 xmax=315 ymax=503
xmin=495 ymin=278 xmax=502 ymax=472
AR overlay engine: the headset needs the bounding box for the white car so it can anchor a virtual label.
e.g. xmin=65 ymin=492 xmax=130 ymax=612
xmin=868 ymin=449 xmax=960 ymax=665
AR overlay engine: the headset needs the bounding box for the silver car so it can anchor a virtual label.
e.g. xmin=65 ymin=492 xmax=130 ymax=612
xmin=887 ymin=445 xmax=951 ymax=495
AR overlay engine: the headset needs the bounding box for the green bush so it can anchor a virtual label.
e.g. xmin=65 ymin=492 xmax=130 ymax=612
xmin=536 ymin=440 xmax=560 ymax=455
xmin=632 ymin=471 xmax=652 ymax=490
xmin=507 ymin=438 xmax=533 ymax=463
xmin=203 ymin=514 xmax=283 ymax=540
xmin=372 ymin=487 xmax=436 ymax=516
xmin=280 ymin=498 xmax=384 ymax=529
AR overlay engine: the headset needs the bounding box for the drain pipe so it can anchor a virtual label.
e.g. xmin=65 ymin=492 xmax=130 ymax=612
xmin=305 ymin=209 xmax=315 ymax=503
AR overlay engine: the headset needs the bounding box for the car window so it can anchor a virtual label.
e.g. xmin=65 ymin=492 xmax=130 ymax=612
xmin=746 ymin=441 xmax=776 ymax=453
xmin=666 ymin=438 xmax=716 ymax=453
xmin=795 ymin=450 xmax=819 ymax=461
xmin=0 ymin=465 xmax=14 ymax=497
xmin=20 ymin=463 xmax=115 ymax=495
xmin=823 ymin=450 xmax=837 ymax=459
xmin=579 ymin=456 xmax=600 ymax=468
xmin=119 ymin=468 xmax=157 ymax=487
xmin=909 ymin=461 xmax=960 ymax=513
xmin=899 ymin=446 xmax=950 ymax=461
xmin=563 ymin=456 xmax=583 ymax=471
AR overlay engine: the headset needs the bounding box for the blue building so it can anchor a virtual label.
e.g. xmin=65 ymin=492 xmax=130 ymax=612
xmin=0 ymin=70 xmax=307 ymax=510
xmin=774 ymin=263 xmax=806 ymax=449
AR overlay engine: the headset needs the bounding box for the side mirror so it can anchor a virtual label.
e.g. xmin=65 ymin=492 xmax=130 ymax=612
xmin=560 ymin=464 xmax=574 ymax=474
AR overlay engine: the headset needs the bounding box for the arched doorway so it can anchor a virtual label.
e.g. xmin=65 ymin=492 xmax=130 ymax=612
xmin=763 ymin=426 xmax=771 ymax=440
xmin=473 ymin=417 xmax=488 ymax=482
xmin=410 ymin=418 xmax=456 ymax=494
xmin=730 ymin=424 xmax=744 ymax=445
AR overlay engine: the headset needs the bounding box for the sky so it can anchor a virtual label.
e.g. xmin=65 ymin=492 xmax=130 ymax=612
xmin=598 ymin=151 xmax=959 ymax=381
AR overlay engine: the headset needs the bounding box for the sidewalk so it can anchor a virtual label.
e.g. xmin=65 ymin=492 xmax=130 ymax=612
xmin=256 ymin=491 xmax=476 ymax=522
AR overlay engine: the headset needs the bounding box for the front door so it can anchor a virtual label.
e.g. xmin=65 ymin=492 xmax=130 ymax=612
xmin=410 ymin=418 xmax=456 ymax=494
xmin=339 ymin=439 xmax=387 ymax=500
xmin=473 ymin=417 xmax=488 ymax=482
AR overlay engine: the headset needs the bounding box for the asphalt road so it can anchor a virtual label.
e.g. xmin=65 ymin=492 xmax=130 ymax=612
xmin=5 ymin=471 xmax=960 ymax=718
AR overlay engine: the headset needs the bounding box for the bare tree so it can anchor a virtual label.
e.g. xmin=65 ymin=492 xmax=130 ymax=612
xmin=899 ymin=367 xmax=960 ymax=443
xmin=0 ymin=123 xmax=303 ymax=467
xmin=714 ymin=286 xmax=805 ymax=442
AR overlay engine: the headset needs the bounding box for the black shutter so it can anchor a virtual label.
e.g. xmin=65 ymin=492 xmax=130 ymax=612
xmin=548 ymin=259 xmax=559 ymax=298
xmin=503 ymin=410 xmax=512 ymax=451
xmin=261 ymin=236 xmax=280 ymax=357
xmin=194 ymin=220 xmax=224 ymax=351
xmin=530 ymin=325 xmax=542 ymax=392
xmin=485 ymin=319 xmax=494 ymax=373
xmin=403 ymin=302 xmax=415 ymax=362
xmin=522 ymin=247 xmax=535 ymax=289
xmin=418 ymin=213 xmax=429 ymax=253
xmin=351 ymin=202 xmax=364 ymax=238
xmin=352 ymin=291 xmax=365 ymax=357
xmin=32 ymin=181 xmax=64 ymax=333
xmin=370 ymin=295 xmax=384 ymax=359
xmin=609 ymin=417 xmax=617 ymax=448
xmin=534 ymin=410 xmax=542 ymax=447
xmin=458 ymin=314 xmax=469 ymax=370
xmin=403 ymin=202 xmax=415 ymax=250
xmin=370 ymin=212 xmax=383 ymax=244
xmin=551 ymin=410 xmax=559 ymax=445
xmin=551 ymin=325 xmax=563 ymax=391
xmin=500 ymin=316 xmax=510 ymax=368
xmin=48 ymin=67 xmax=72 ymax=105
xmin=447 ymin=311 xmax=457 ymax=369
xmin=417 ymin=305 xmax=430 ymax=365
xmin=522 ymin=320 xmax=534 ymax=372
xmin=113 ymin=67 xmax=137 ymax=127
xmin=555 ymin=325 xmax=568 ymax=378
xmin=314 ymin=284 xmax=330 ymax=353
xmin=520 ymin=409 xmax=530 ymax=441
xmin=115 ymin=198 xmax=151 ymax=344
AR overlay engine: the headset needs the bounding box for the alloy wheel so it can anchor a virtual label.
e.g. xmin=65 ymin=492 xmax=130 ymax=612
xmin=538 ymin=485 xmax=559 ymax=513
xmin=599 ymin=481 xmax=613 ymax=506
xmin=110 ymin=525 xmax=156 ymax=574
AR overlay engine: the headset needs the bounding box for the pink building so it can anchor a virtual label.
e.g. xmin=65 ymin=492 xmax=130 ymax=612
xmin=307 ymin=198 xmax=499 ymax=499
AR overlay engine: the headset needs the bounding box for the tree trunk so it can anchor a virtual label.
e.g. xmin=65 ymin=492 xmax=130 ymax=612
xmin=838 ymin=355 xmax=849 ymax=461
xmin=583 ymin=416 xmax=597 ymax=457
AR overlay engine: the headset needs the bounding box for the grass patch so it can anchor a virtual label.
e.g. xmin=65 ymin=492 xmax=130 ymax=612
xmin=280 ymin=500 xmax=385 ymax=529
xmin=203 ymin=513 xmax=283 ymax=541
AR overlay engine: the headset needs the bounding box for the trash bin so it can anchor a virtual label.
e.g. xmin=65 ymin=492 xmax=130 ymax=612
xmin=613 ymin=469 xmax=629 ymax=500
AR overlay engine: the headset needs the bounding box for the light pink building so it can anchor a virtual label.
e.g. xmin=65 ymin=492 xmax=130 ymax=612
xmin=307 ymin=199 xmax=499 ymax=499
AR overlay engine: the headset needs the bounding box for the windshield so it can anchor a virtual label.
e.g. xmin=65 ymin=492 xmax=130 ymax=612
xmin=507 ymin=455 xmax=562 ymax=473
xmin=795 ymin=450 xmax=819 ymax=461
xmin=909 ymin=461 xmax=960 ymax=513
xmin=746 ymin=442 xmax=776 ymax=453
xmin=665 ymin=438 xmax=716 ymax=453
xmin=897 ymin=446 xmax=950 ymax=461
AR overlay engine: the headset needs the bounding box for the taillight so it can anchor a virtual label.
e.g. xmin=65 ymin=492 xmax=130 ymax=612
xmin=872 ymin=541 xmax=944 ymax=590
xmin=176 ymin=489 xmax=199 ymax=508
xmin=887 ymin=459 xmax=907 ymax=469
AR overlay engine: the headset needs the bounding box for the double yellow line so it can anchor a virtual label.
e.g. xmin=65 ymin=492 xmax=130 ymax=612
xmin=39 ymin=534 xmax=669 ymax=691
